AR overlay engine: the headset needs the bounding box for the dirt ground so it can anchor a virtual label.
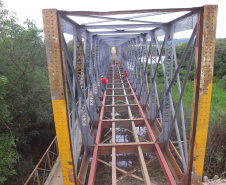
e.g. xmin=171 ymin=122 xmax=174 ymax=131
xmin=117 ymin=177 xmax=166 ymax=185
xmin=202 ymin=178 xmax=226 ymax=185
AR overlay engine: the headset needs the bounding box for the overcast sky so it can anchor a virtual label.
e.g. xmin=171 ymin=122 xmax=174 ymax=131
xmin=3 ymin=0 xmax=226 ymax=38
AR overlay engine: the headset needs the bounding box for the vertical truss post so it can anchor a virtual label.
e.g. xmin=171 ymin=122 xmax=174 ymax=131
xmin=76 ymin=36 xmax=93 ymax=152
xmin=96 ymin=39 xmax=102 ymax=96
xmin=133 ymin=38 xmax=138 ymax=89
xmin=101 ymin=42 xmax=110 ymax=77
xmin=72 ymin=26 xmax=77 ymax=147
xmin=185 ymin=5 xmax=218 ymax=184
xmin=130 ymin=39 xmax=135 ymax=84
xmin=87 ymin=35 xmax=98 ymax=123
xmin=120 ymin=43 xmax=124 ymax=68
xmin=121 ymin=42 xmax=127 ymax=71
xmin=124 ymin=43 xmax=127 ymax=65
xmin=120 ymin=43 xmax=123 ymax=63
xmin=159 ymin=30 xmax=173 ymax=144
xmin=154 ymin=38 xmax=163 ymax=123
xmin=99 ymin=41 xmax=103 ymax=74
xmin=148 ymin=36 xmax=157 ymax=120
xmin=125 ymin=42 xmax=130 ymax=71
xmin=128 ymin=41 xmax=132 ymax=82
xmin=71 ymin=26 xmax=81 ymax=172
xmin=141 ymin=35 xmax=148 ymax=106
xmin=92 ymin=36 xmax=101 ymax=106
xmin=128 ymin=41 xmax=132 ymax=76
xmin=121 ymin=42 xmax=129 ymax=71
xmin=136 ymin=37 xmax=142 ymax=97
xmin=42 ymin=9 xmax=76 ymax=184
xmin=132 ymin=39 xmax=136 ymax=83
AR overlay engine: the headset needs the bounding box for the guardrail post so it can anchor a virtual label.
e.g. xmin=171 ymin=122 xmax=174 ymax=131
xmin=35 ymin=171 xmax=41 ymax=185
xmin=46 ymin=152 xmax=52 ymax=170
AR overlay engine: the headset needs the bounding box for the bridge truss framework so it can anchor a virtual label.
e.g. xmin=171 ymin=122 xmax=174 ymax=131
xmin=42 ymin=5 xmax=218 ymax=185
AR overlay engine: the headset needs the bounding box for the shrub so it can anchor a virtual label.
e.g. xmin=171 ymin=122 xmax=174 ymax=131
xmin=0 ymin=135 xmax=20 ymax=184
xmin=218 ymin=75 xmax=226 ymax=90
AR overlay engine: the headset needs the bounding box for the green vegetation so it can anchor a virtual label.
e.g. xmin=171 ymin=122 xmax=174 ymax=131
xmin=0 ymin=135 xmax=20 ymax=184
xmin=205 ymin=84 xmax=226 ymax=178
xmin=0 ymin=1 xmax=54 ymax=184
xmin=175 ymin=38 xmax=226 ymax=87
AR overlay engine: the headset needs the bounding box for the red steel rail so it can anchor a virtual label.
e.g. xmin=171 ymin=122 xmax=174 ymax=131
xmin=88 ymin=90 xmax=107 ymax=185
xmin=127 ymin=79 xmax=176 ymax=185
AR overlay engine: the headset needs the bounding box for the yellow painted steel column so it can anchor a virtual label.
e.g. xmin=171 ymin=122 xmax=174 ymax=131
xmin=42 ymin=9 xmax=76 ymax=185
xmin=184 ymin=5 xmax=218 ymax=185
xmin=192 ymin=5 xmax=218 ymax=181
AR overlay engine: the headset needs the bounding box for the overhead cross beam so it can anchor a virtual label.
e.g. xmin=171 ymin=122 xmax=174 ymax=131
xmin=70 ymin=14 xmax=163 ymax=25
xmin=82 ymin=23 xmax=160 ymax=30
xmin=59 ymin=7 xmax=200 ymax=16
xmin=91 ymin=30 xmax=151 ymax=35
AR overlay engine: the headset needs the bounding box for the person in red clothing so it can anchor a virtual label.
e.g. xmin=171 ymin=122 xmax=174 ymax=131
xmin=121 ymin=73 xmax=125 ymax=80
xmin=101 ymin=76 xmax=108 ymax=90
xmin=125 ymin=71 xmax=129 ymax=78
xmin=113 ymin=60 xmax=115 ymax=65
xmin=116 ymin=61 xmax=119 ymax=67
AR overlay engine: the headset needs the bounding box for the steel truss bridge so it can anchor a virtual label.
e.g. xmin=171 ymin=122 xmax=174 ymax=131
xmin=25 ymin=5 xmax=218 ymax=185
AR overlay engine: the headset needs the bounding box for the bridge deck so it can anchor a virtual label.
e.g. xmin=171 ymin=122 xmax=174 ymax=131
xmin=43 ymin=55 xmax=178 ymax=185
xmin=88 ymin=55 xmax=176 ymax=185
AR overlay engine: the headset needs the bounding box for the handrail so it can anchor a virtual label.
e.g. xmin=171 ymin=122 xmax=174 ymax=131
xmin=25 ymin=86 xmax=89 ymax=184
xmin=24 ymin=136 xmax=58 ymax=185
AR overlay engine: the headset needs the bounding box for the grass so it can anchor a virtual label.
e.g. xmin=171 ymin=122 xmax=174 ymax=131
xmin=209 ymin=83 xmax=226 ymax=126
xmin=154 ymin=76 xmax=226 ymax=127
xmin=211 ymin=83 xmax=226 ymax=110
xmin=146 ymin=63 xmax=226 ymax=122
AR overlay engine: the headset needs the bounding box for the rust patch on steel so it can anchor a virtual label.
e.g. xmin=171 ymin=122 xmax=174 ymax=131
xmin=43 ymin=9 xmax=64 ymax=100
xmin=68 ymin=161 xmax=73 ymax=165
xmin=200 ymin=5 xmax=218 ymax=95
xmin=68 ymin=169 xmax=75 ymax=182
xmin=191 ymin=168 xmax=202 ymax=184
xmin=181 ymin=168 xmax=202 ymax=185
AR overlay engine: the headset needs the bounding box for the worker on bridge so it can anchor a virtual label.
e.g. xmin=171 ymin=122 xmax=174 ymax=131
xmin=121 ymin=73 xmax=125 ymax=80
xmin=113 ymin=60 xmax=115 ymax=65
xmin=101 ymin=76 xmax=108 ymax=91
xmin=125 ymin=71 xmax=129 ymax=78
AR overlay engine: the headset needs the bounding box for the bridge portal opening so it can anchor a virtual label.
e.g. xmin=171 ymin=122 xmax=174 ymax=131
xmin=111 ymin=46 xmax=118 ymax=55
xmin=39 ymin=5 xmax=218 ymax=185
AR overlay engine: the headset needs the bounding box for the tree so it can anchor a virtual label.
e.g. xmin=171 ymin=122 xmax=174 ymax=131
xmin=175 ymin=39 xmax=226 ymax=82
xmin=214 ymin=39 xmax=226 ymax=80
xmin=0 ymin=135 xmax=20 ymax=184
xmin=0 ymin=1 xmax=54 ymax=183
